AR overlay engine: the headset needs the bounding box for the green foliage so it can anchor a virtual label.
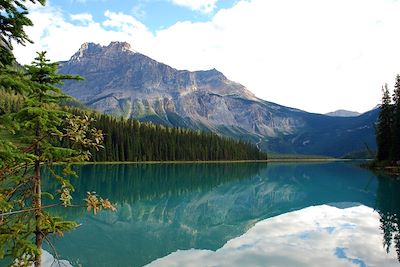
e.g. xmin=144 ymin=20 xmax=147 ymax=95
xmin=376 ymin=76 xmax=400 ymax=162
xmin=62 ymin=109 xmax=267 ymax=162
xmin=376 ymin=84 xmax=393 ymax=161
xmin=0 ymin=53 xmax=115 ymax=267
xmin=0 ymin=89 xmax=24 ymax=114
xmin=0 ymin=1 xmax=115 ymax=266
xmin=0 ymin=0 xmax=46 ymax=66
xmin=392 ymin=74 xmax=400 ymax=160
xmin=1 ymin=91 xmax=266 ymax=162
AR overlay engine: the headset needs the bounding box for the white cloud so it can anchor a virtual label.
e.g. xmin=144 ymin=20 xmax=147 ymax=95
xmin=103 ymin=10 xmax=148 ymax=32
xmin=13 ymin=6 xmax=153 ymax=64
xmin=70 ymin=13 xmax=94 ymax=25
xmin=152 ymin=0 xmax=400 ymax=113
xmin=171 ymin=0 xmax=218 ymax=14
xmin=13 ymin=0 xmax=400 ymax=113
xmin=146 ymin=205 xmax=399 ymax=267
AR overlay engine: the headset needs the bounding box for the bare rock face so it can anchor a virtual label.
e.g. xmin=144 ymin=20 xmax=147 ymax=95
xmin=60 ymin=42 xmax=300 ymax=136
xmin=59 ymin=42 xmax=378 ymax=157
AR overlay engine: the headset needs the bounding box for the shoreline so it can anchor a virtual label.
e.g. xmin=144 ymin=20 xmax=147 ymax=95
xmin=52 ymin=158 xmax=360 ymax=165
xmin=361 ymin=160 xmax=400 ymax=177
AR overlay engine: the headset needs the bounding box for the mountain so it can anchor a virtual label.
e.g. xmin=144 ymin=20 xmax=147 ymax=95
xmin=58 ymin=42 xmax=378 ymax=157
xmin=325 ymin=109 xmax=361 ymax=117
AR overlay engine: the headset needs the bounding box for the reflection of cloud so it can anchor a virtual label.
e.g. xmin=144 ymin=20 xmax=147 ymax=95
xmin=146 ymin=205 xmax=399 ymax=267
xmin=41 ymin=249 xmax=72 ymax=267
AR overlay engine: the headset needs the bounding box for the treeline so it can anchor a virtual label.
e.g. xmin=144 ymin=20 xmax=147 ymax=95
xmin=0 ymin=91 xmax=267 ymax=161
xmin=66 ymin=109 xmax=267 ymax=162
xmin=376 ymin=75 xmax=400 ymax=162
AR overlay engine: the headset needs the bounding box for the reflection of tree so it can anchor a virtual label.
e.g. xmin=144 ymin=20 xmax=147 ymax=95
xmin=43 ymin=163 xmax=266 ymax=218
xmin=376 ymin=175 xmax=400 ymax=262
xmin=42 ymin=163 xmax=268 ymax=266
xmin=41 ymin=162 xmax=381 ymax=267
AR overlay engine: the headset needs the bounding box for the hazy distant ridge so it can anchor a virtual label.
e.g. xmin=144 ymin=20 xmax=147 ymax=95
xmin=325 ymin=109 xmax=361 ymax=117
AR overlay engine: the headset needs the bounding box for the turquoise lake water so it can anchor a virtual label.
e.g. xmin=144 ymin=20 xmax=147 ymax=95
xmin=43 ymin=162 xmax=400 ymax=266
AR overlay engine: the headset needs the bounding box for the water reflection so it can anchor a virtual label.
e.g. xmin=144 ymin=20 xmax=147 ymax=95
xmin=45 ymin=163 xmax=264 ymax=204
xmin=147 ymin=205 xmax=399 ymax=267
xmin=376 ymin=174 xmax=400 ymax=262
xmin=43 ymin=162 xmax=388 ymax=267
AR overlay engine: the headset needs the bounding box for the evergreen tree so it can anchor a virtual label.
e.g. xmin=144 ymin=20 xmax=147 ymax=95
xmin=376 ymin=84 xmax=393 ymax=161
xmin=392 ymin=74 xmax=400 ymax=161
xmin=0 ymin=2 xmax=116 ymax=266
xmin=0 ymin=0 xmax=45 ymax=66
xmin=0 ymin=53 xmax=115 ymax=267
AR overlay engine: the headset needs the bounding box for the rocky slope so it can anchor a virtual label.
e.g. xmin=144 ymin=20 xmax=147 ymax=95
xmin=59 ymin=42 xmax=378 ymax=157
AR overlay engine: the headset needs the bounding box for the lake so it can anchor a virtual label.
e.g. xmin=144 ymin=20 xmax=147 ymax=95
xmin=44 ymin=162 xmax=400 ymax=266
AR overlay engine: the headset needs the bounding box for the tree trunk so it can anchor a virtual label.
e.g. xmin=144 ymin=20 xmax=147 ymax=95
xmin=33 ymin=156 xmax=43 ymax=266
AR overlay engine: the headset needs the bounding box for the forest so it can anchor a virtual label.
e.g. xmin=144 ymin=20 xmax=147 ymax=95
xmin=375 ymin=76 xmax=400 ymax=163
xmin=0 ymin=90 xmax=267 ymax=162
xmin=86 ymin=112 xmax=267 ymax=162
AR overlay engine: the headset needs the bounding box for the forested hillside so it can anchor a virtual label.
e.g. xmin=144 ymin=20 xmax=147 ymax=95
xmin=59 ymin=41 xmax=378 ymax=157
xmin=0 ymin=91 xmax=267 ymax=161
xmin=69 ymin=109 xmax=267 ymax=161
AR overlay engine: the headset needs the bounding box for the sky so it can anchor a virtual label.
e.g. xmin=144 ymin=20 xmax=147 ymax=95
xmin=12 ymin=0 xmax=400 ymax=114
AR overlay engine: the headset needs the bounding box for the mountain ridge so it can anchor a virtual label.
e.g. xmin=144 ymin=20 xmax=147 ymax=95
xmin=325 ymin=109 xmax=361 ymax=117
xmin=58 ymin=41 xmax=378 ymax=157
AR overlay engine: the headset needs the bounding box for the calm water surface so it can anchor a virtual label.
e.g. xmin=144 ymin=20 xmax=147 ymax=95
xmin=44 ymin=162 xmax=400 ymax=266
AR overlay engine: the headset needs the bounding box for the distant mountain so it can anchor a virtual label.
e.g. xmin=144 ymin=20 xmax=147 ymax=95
xmin=325 ymin=109 xmax=361 ymax=117
xmin=58 ymin=42 xmax=378 ymax=157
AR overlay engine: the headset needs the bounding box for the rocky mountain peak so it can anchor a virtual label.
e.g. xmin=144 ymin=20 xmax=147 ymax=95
xmin=70 ymin=42 xmax=101 ymax=61
xmin=69 ymin=41 xmax=135 ymax=62
xmin=106 ymin=41 xmax=133 ymax=52
xmin=59 ymin=41 xmax=378 ymax=157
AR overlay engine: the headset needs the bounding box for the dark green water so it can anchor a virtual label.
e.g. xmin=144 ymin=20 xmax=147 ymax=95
xmin=43 ymin=162 xmax=400 ymax=267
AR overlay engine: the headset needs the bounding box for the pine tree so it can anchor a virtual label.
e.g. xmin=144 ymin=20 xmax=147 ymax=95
xmin=0 ymin=0 xmax=46 ymax=66
xmin=392 ymin=74 xmax=400 ymax=161
xmin=376 ymin=84 xmax=393 ymax=161
xmin=0 ymin=52 xmax=115 ymax=267
xmin=0 ymin=2 xmax=117 ymax=266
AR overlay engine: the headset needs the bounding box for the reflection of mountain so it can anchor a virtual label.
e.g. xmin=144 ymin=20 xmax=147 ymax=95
xmin=46 ymin=163 xmax=378 ymax=267
xmin=376 ymin=175 xmax=400 ymax=262
xmin=45 ymin=163 xmax=265 ymax=204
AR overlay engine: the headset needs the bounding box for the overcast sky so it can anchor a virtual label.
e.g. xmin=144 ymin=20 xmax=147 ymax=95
xmin=13 ymin=0 xmax=400 ymax=114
